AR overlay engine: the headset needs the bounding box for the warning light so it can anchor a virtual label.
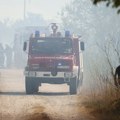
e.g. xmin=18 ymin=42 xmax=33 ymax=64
xmin=65 ymin=31 xmax=70 ymax=37
xmin=35 ymin=31 xmax=40 ymax=38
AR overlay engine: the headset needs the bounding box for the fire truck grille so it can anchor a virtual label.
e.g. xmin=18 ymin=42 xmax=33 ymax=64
xmin=30 ymin=61 xmax=71 ymax=72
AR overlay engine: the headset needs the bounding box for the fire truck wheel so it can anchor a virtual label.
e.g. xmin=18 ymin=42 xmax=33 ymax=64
xmin=77 ymin=79 xmax=80 ymax=88
xmin=25 ymin=77 xmax=38 ymax=94
xmin=79 ymin=79 xmax=83 ymax=86
xmin=70 ymin=77 xmax=77 ymax=95
xmin=79 ymin=72 xmax=83 ymax=86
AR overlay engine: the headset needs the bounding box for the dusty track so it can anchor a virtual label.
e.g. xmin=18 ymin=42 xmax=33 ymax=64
xmin=0 ymin=69 xmax=96 ymax=120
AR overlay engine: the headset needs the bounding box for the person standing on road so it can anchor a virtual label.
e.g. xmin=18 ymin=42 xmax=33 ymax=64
xmin=5 ymin=44 xmax=13 ymax=68
xmin=114 ymin=65 xmax=120 ymax=87
xmin=0 ymin=43 xmax=5 ymax=68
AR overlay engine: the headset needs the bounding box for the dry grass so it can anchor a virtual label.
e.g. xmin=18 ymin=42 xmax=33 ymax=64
xmin=82 ymin=78 xmax=120 ymax=120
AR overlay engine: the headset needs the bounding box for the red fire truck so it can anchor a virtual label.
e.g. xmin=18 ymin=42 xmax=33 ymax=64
xmin=23 ymin=23 xmax=84 ymax=95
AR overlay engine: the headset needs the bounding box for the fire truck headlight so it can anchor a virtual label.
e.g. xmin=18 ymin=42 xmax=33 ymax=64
xmin=57 ymin=66 xmax=70 ymax=69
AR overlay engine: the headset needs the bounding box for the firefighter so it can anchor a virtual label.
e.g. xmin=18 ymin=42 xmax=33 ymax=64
xmin=114 ymin=65 xmax=120 ymax=87
xmin=0 ymin=43 xmax=5 ymax=68
xmin=13 ymin=38 xmax=23 ymax=68
xmin=5 ymin=44 xmax=13 ymax=68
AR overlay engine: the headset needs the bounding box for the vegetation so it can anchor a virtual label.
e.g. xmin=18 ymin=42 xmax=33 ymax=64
xmin=82 ymin=77 xmax=120 ymax=120
xmin=92 ymin=0 xmax=120 ymax=13
xmin=61 ymin=0 xmax=120 ymax=119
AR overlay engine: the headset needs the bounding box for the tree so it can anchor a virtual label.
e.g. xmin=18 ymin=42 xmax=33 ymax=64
xmin=61 ymin=0 xmax=120 ymax=88
xmin=92 ymin=0 xmax=120 ymax=13
xmin=61 ymin=0 xmax=95 ymax=41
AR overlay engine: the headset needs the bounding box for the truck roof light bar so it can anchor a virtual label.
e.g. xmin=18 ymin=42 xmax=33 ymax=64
xmin=35 ymin=31 xmax=40 ymax=38
xmin=65 ymin=31 xmax=70 ymax=37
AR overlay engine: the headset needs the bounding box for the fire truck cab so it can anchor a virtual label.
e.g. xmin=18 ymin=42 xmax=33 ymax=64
xmin=23 ymin=23 xmax=84 ymax=95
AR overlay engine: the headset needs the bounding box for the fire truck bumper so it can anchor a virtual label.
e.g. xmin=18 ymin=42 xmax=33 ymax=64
xmin=24 ymin=66 xmax=78 ymax=83
xmin=24 ymin=71 xmax=77 ymax=78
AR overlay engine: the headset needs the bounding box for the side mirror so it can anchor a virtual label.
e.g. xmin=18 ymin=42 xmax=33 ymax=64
xmin=80 ymin=41 xmax=85 ymax=51
xmin=23 ymin=42 xmax=27 ymax=51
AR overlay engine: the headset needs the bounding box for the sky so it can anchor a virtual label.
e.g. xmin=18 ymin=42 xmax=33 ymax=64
xmin=0 ymin=0 xmax=71 ymax=22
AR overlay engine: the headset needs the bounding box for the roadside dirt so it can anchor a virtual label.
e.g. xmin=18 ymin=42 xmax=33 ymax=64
xmin=0 ymin=69 xmax=96 ymax=120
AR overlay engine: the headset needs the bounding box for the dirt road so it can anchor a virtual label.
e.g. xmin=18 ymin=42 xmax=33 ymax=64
xmin=0 ymin=69 xmax=96 ymax=120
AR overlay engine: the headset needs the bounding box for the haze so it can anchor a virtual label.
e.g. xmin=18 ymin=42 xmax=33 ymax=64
xmin=0 ymin=0 xmax=120 ymax=120
xmin=0 ymin=0 xmax=70 ymax=21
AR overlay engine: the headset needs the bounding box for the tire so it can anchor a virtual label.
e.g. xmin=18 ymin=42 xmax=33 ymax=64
xmin=80 ymin=72 xmax=83 ymax=86
xmin=25 ymin=77 xmax=39 ymax=94
xmin=70 ymin=77 xmax=77 ymax=95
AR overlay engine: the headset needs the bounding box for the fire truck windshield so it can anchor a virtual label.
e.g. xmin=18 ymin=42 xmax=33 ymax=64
xmin=30 ymin=38 xmax=73 ymax=55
